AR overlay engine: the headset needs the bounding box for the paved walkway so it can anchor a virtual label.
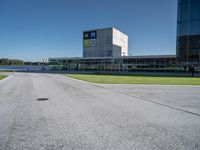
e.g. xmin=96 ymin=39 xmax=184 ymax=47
xmin=0 ymin=73 xmax=200 ymax=149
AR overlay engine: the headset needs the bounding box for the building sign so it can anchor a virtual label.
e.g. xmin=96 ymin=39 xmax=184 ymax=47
xmin=83 ymin=31 xmax=97 ymax=47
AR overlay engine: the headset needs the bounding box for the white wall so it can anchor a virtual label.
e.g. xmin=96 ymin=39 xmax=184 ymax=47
xmin=83 ymin=27 xmax=128 ymax=57
xmin=112 ymin=28 xmax=128 ymax=56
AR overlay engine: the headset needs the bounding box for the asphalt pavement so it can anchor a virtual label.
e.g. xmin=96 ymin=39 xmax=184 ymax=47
xmin=0 ymin=73 xmax=200 ymax=150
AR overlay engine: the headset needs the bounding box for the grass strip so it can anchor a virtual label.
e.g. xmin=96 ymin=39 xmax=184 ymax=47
xmin=0 ymin=75 xmax=7 ymax=80
xmin=65 ymin=74 xmax=200 ymax=85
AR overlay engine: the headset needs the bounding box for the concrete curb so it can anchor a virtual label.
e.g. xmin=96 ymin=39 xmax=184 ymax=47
xmin=0 ymin=75 xmax=13 ymax=84
xmin=63 ymin=74 xmax=96 ymax=85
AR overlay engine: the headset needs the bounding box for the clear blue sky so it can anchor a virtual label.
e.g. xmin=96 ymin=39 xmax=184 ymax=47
xmin=0 ymin=0 xmax=177 ymax=61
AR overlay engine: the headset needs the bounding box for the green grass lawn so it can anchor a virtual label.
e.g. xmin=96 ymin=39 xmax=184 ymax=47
xmin=0 ymin=75 xmax=7 ymax=80
xmin=65 ymin=74 xmax=200 ymax=85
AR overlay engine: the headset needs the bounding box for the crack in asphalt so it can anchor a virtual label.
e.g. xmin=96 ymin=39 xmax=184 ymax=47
xmin=67 ymin=77 xmax=200 ymax=117
xmin=95 ymin=84 xmax=200 ymax=117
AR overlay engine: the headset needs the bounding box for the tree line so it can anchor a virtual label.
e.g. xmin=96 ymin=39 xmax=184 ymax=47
xmin=0 ymin=58 xmax=24 ymax=65
xmin=0 ymin=58 xmax=48 ymax=66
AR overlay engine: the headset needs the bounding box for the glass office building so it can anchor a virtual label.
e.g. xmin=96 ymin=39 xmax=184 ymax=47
xmin=177 ymin=0 xmax=200 ymax=64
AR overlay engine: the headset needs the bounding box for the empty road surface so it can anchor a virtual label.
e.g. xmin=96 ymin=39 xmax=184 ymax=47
xmin=0 ymin=73 xmax=200 ymax=150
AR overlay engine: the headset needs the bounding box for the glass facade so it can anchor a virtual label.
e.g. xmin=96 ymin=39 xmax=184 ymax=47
xmin=48 ymin=55 xmax=177 ymax=72
xmin=177 ymin=0 xmax=200 ymax=64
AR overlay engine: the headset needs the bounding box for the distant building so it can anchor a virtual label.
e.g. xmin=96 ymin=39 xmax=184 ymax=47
xmin=83 ymin=27 xmax=128 ymax=57
xmin=177 ymin=0 xmax=200 ymax=64
xmin=48 ymin=55 xmax=176 ymax=71
xmin=49 ymin=26 xmax=177 ymax=71
xmin=49 ymin=2 xmax=200 ymax=72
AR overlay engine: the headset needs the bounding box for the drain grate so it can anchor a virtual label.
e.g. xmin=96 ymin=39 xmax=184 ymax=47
xmin=37 ymin=98 xmax=49 ymax=101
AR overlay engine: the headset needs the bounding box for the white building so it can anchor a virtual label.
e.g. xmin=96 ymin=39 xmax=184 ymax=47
xmin=83 ymin=27 xmax=128 ymax=57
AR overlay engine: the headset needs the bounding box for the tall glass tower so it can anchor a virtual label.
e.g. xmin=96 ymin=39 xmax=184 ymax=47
xmin=177 ymin=0 xmax=200 ymax=64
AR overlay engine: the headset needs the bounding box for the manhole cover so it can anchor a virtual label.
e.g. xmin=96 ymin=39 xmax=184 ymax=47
xmin=37 ymin=98 xmax=49 ymax=101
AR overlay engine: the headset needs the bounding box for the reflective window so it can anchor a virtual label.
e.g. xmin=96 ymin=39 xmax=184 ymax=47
xmin=178 ymin=22 xmax=188 ymax=36
xmin=189 ymin=21 xmax=200 ymax=35
xmin=179 ymin=3 xmax=189 ymax=22
xmin=190 ymin=1 xmax=200 ymax=20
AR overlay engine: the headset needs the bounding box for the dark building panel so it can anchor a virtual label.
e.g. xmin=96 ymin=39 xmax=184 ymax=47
xmin=177 ymin=0 xmax=200 ymax=64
